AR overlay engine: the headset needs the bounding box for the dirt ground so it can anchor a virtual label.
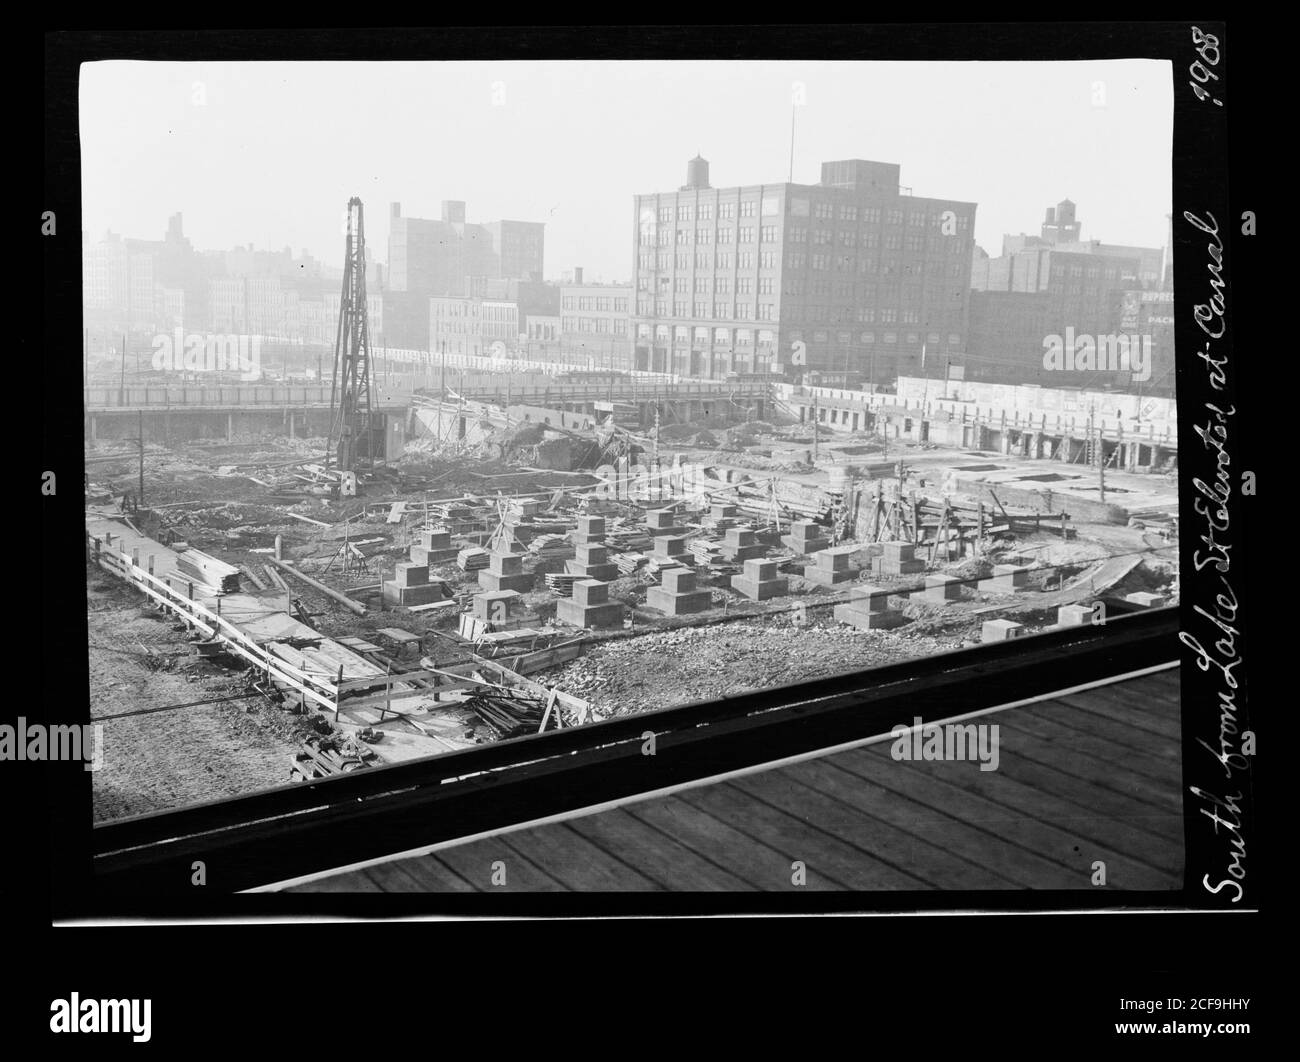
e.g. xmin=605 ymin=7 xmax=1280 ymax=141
xmin=87 ymin=574 xmax=306 ymax=822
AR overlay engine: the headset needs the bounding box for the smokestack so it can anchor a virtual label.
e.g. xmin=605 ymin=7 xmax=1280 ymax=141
xmin=574 ymin=266 xmax=584 ymax=285
xmin=391 ymin=202 xmax=401 ymax=218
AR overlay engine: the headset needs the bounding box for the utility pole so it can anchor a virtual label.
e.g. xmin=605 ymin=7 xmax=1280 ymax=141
xmin=811 ymin=390 xmax=819 ymax=464
xmin=119 ymin=333 xmax=126 ymax=404
xmin=138 ymin=410 xmax=145 ymax=507
xmin=1096 ymin=414 xmax=1107 ymax=503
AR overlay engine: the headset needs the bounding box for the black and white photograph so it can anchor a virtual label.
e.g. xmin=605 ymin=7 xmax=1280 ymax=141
xmin=27 ymin=22 xmax=1260 ymax=1045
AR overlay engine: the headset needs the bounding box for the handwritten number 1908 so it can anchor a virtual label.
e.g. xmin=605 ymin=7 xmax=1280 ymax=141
xmin=1190 ymin=27 xmax=1223 ymax=106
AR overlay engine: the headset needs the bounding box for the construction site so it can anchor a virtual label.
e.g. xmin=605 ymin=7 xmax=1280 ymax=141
xmin=85 ymin=199 xmax=1181 ymax=823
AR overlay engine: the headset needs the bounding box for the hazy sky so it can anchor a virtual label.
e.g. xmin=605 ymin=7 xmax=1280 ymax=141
xmin=80 ymin=60 xmax=1172 ymax=283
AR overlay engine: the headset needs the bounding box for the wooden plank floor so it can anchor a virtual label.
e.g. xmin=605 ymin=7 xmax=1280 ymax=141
xmin=285 ymin=667 xmax=1183 ymax=893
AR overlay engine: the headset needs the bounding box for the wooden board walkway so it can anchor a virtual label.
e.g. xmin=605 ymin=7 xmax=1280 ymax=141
xmin=285 ymin=666 xmax=1183 ymax=892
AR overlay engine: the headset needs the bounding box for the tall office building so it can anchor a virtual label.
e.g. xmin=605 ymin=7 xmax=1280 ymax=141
xmin=630 ymin=157 xmax=977 ymax=383
xmin=385 ymin=201 xmax=546 ymax=348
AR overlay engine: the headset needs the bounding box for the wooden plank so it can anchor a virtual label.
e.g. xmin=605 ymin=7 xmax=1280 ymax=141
xmin=997 ymin=712 xmax=1180 ymax=788
xmin=676 ymin=779 xmax=931 ymax=890
xmin=971 ymin=736 xmax=1184 ymax=844
xmin=382 ymin=854 xmax=479 ymax=893
xmin=433 ymin=838 xmax=570 ymax=892
xmin=494 ymin=824 xmax=664 ymax=891
xmin=1031 ymin=698 xmax=1183 ymax=758
xmin=730 ymin=767 xmax=1017 ymax=890
xmin=1053 ymin=688 xmax=1182 ymax=741
xmin=289 ymin=869 xmax=385 ymax=892
xmin=868 ymin=739 xmax=1182 ymax=871
xmin=790 ymin=754 xmax=1062 ymax=888
xmin=288 ymin=512 xmax=331 ymax=528
xmin=359 ymin=858 xmax=458 ymax=893
xmin=847 ymin=747 xmax=1175 ymax=889
xmin=622 ymin=794 xmax=837 ymax=891
xmin=565 ymin=807 xmax=758 ymax=891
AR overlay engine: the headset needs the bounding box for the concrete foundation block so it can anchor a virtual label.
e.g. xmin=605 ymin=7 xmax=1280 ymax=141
xmin=833 ymin=603 xmax=907 ymax=629
xmin=661 ymin=568 xmax=700 ymax=594
xmin=919 ymin=574 xmax=963 ymax=603
xmin=646 ymin=509 xmax=678 ymax=531
xmin=849 ymin=585 xmax=893 ymax=612
xmin=383 ymin=581 xmax=447 ymax=606
xmin=730 ymin=574 xmax=789 ymax=600
xmin=572 ymin=579 xmax=610 ymax=607
xmin=1057 ymin=604 xmax=1095 ymax=627
xmin=981 ymin=619 xmax=1025 ymax=642
xmin=393 ymin=562 xmax=430 ymax=588
xmin=478 ymin=570 xmax=535 ymax=593
xmin=781 ymin=533 xmax=830 ymax=555
xmin=416 ymin=530 xmax=453 ymax=552
xmin=556 ymin=598 xmax=624 ymax=628
xmin=574 ymin=542 xmax=611 ymax=566
xmin=710 ymin=504 xmax=738 ymax=521
xmin=645 ymin=585 xmax=713 ymax=615
xmin=565 ymin=560 xmax=620 ymax=581
xmin=487 ymin=552 xmax=526 ymax=576
xmin=812 ymin=548 xmax=853 ymax=572
xmin=803 ymin=566 xmax=856 ymax=586
xmin=978 ymin=566 xmax=1031 ymax=593
xmin=720 ymin=543 xmax=767 ymax=562
xmin=575 ymin=516 xmax=606 ymax=541
xmin=1126 ymin=592 xmax=1166 ymax=608
xmin=472 ymin=590 xmax=523 ymax=620
xmin=880 ymin=541 xmax=916 ymax=564
xmin=652 ymin=535 xmax=691 ymax=560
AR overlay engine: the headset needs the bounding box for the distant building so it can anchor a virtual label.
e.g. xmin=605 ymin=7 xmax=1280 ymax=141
xmin=631 ymin=156 xmax=976 ymax=383
xmin=560 ymin=269 xmax=632 ymax=370
xmin=966 ymin=199 xmax=1171 ymax=392
xmin=385 ymin=201 xmax=546 ymax=348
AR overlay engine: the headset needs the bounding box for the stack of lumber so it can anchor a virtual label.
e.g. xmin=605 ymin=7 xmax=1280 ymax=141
xmin=529 ymin=533 xmax=576 ymax=561
xmin=457 ymin=547 xmax=491 ymax=571
xmin=463 ymin=689 xmax=546 ymax=740
xmin=176 ymin=548 xmax=241 ymax=592
xmin=607 ymin=531 xmax=652 ymax=553
xmin=545 ymin=573 xmax=579 ymax=596
xmin=689 ymin=540 xmax=725 ymax=566
xmin=612 ymin=552 xmax=647 ymax=575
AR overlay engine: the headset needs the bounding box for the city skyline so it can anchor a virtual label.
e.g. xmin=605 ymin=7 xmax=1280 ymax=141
xmin=80 ymin=59 xmax=1172 ymax=282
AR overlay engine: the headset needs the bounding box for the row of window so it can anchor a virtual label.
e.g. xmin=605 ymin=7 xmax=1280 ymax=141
xmin=635 ymin=246 xmax=969 ymax=275
xmin=560 ymin=295 xmax=630 ymax=312
xmin=787 ymin=330 xmax=962 ymax=346
xmin=652 ymin=200 xmax=972 ymax=229
xmin=636 ymin=323 xmax=778 ymax=346
xmin=655 ymin=199 xmax=779 ymax=223
xmin=653 ymin=276 xmax=777 ymax=295
xmin=641 ymin=225 xmax=971 ymax=251
xmin=560 ymin=317 xmax=629 ymax=335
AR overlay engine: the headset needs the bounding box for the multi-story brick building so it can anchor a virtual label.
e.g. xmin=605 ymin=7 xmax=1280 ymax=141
xmin=386 ymin=201 xmax=546 ymax=349
xmin=560 ymin=269 xmax=632 ymax=370
xmin=631 ymin=157 xmax=976 ymax=383
xmin=966 ymin=199 xmax=1168 ymax=390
